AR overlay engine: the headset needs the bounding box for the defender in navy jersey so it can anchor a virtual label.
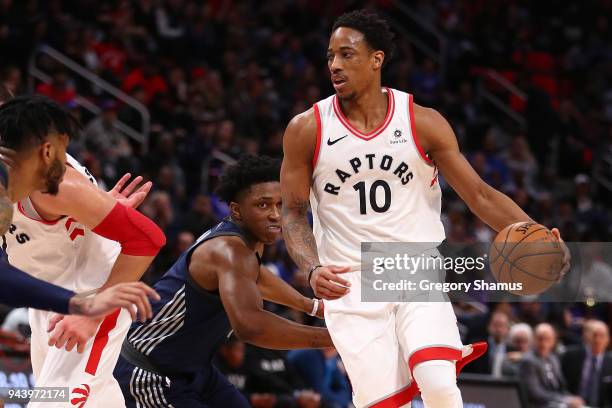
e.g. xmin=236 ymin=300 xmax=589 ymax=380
xmin=0 ymin=94 xmax=158 ymax=319
xmin=114 ymin=156 xmax=332 ymax=407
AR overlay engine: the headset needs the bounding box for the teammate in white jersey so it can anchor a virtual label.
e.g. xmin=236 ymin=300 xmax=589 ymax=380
xmin=0 ymin=93 xmax=158 ymax=321
xmin=1 ymin=94 xmax=166 ymax=407
xmin=281 ymin=10 xmax=570 ymax=408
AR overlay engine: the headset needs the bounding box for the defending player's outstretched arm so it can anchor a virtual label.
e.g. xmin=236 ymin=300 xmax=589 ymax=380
xmin=413 ymin=103 xmax=570 ymax=274
xmin=257 ymin=265 xmax=323 ymax=318
xmin=281 ymin=110 xmax=351 ymax=300
xmin=195 ymin=237 xmax=333 ymax=349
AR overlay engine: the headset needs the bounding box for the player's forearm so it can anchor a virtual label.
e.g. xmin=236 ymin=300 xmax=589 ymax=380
xmin=258 ymin=267 xmax=312 ymax=313
xmin=99 ymin=254 xmax=155 ymax=290
xmin=0 ymin=259 xmax=75 ymax=313
xmin=237 ymin=310 xmax=332 ymax=349
xmin=469 ymin=185 xmax=534 ymax=232
xmin=281 ymin=206 xmax=319 ymax=273
xmin=91 ymin=202 xmax=165 ymax=290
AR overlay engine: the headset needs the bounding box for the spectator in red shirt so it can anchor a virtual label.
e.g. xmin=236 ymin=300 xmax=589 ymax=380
xmin=35 ymin=71 xmax=76 ymax=105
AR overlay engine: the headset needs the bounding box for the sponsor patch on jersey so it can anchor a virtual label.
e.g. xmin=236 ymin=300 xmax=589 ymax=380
xmin=389 ymin=128 xmax=408 ymax=145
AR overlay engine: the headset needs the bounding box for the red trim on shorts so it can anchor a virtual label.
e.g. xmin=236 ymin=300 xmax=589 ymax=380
xmin=408 ymin=346 xmax=463 ymax=375
xmin=312 ymin=103 xmax=322 ymax=168
xmin=369 ymin=385 xmax=414 ymax=408
xmin=408 ymin=94 xmax=434 ymax=166
xmin=332 ymin=88 xmax=395 ymax=141
xmin=455 ymin=341 xmax=487 ymax=374
xmin=85 ymin=309 xmax=121 ymax=376
xmin=17 ymin=202 xmax=60 ymax=225
xmin=370 ymin=343 xmax=488 ymax=407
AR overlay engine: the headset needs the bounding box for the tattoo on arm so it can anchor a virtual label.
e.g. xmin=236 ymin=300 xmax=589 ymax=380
xmin=68 ymin=295 xmax=87 ymax=315
xmin=67 ymin=289 xmax=97 ymax=315
xmin=281 ymin=194 xmax=319 ymax=273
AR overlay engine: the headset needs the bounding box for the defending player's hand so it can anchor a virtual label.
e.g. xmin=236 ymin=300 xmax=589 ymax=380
xmin=550 ymin=228 xmax=571 ymax=282
xmin=48 ymin=282 xmax=160 ymax=353
xmin=310 ymin=265 xmax=351 ymax=300
xmin=81 ymin=282 xmax=160 ymax=321
xmin=109 ymin=173 xmax=152 ymax=209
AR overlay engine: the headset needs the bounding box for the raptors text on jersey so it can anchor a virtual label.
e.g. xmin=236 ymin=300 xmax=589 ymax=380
xmin=310 ymin=88 xmax=445 ymax=267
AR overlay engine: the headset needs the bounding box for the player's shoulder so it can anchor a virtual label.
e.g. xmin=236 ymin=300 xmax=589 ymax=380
xmin=28 ymin=164 xmax=104 ymax=215
xmin=283 ymin=106 xmax=319 ymax=159
xmin=412 ymin=102 xmax=448 ymax=130
xmin=52 ymin=165 xmax=97 ymax=196
xmin=411 ymin=101 xmax=455 ymax=151
xmin=286 ymin=106 xmax=317 ymax=136
xmin=193 ymin=235 xmax=256 ymax=269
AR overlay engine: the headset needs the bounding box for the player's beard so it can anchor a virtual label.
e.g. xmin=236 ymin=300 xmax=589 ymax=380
xmin=43 ymin=158 xmax=65 ymax=195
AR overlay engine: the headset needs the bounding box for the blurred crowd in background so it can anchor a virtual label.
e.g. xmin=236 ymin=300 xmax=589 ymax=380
xmin=1 ymin=0 xmax=612 ymax=406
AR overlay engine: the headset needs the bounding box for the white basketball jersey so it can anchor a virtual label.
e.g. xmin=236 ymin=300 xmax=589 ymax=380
xmin=310 ymin=88 xmax=445 ymax=267
xmin=3 ymin=154 xmax=120 ymax=292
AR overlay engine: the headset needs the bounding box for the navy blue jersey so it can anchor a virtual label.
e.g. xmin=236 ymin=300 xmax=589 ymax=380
xmin=125 ymin=218 xmax=258 ymax=375
xmin=0 ymin=248 xmax=74 ymax=313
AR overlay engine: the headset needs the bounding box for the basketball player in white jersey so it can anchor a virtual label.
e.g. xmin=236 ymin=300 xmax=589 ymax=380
xmin=0 ymin=93 xmax=158 ymax=321
xmin=281 ymin=10 xmax=570 ymax=408
xmin=1 ymin=95 xmax=166 ymax=407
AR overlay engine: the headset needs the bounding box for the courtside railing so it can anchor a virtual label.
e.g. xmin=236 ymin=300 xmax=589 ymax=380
xmin=28 ymin=44 xmax=150 ymax=151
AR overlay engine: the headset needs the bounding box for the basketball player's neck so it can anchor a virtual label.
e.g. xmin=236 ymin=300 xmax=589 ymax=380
xmin=7 ymin=166 xmax=35 ymax=203
xmin=338 ymin=83 xmax=388 ymax=133
xmin=242 ymin=233 xmax=264 ymax=255
xmin=231 ymin=218 xmax=264 ymax=254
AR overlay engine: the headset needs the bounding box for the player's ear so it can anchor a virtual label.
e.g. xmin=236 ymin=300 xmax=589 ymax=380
xmin=229 ymin=202 xmax=242 ymax=222
xmin=372 ymin=50 xmax=384 ymax=70
xmin=40 ymin=140 xmax=54 ymax=165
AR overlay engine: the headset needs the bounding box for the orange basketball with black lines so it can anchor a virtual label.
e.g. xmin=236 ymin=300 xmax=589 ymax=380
xmin=488 ymin=222 xmax=564 ymax=296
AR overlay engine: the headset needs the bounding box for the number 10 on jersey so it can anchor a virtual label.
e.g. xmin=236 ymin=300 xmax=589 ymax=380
xmin=353 ymin=180 xmax=391 ymax=214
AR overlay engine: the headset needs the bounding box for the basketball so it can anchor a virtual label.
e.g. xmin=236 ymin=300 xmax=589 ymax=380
xmin=488 ymin=222 xmax=564 ymax=296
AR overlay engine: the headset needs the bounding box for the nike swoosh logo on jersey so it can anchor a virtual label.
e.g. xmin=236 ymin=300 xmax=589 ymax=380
xmin=327 ymin=135 xmax=348 ymax=145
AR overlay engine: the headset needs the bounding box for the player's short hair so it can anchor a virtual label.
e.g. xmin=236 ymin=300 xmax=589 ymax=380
xmin=216 ymin=155 xmax=281 ymax=203
xmin=0 ymin=95 xmax=80 ymax=151
xmin=332 ymin=9 xmax=396 ymax=68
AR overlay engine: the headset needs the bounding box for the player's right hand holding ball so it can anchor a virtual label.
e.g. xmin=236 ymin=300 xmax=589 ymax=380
xmin=309 ymin=265 xmax=351 ymax=300
xmin=550 ymin=227 xmax=571 ymax=281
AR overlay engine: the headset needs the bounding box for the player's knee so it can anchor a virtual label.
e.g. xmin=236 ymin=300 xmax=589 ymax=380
xmin=413 ymin=360 xmax=462 ymax=408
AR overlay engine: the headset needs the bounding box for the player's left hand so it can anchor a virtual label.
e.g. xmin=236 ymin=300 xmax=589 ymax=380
xmin=47 ymin=314 xmax=103 ymax=353
xmin=109 ymin=173 xmax=152 ymax=209
xmin=551 ymin=228 xmax=571 ymax=282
